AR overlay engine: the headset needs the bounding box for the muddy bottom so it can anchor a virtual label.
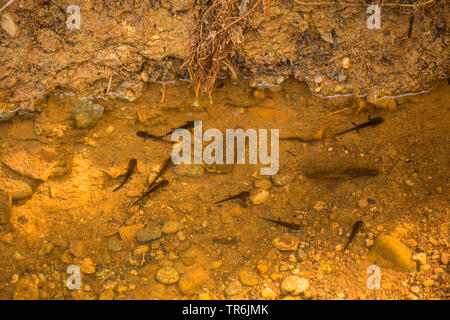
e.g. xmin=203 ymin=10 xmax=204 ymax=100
xmin=0 ymin=78 xmax=448 ymax=300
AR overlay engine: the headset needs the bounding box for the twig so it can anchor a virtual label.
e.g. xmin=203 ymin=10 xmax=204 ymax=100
xmin=327 ymin=107 xmax=349 ymax=116
xmin=105 ymin=72 xmax=113 ymax=95
xmin=159 ymin=83 xmax=166 ymax=104
xmin=223 ymin=0 xmax=262 ymax=32
xmin=0 ymin=0 xmax=15 ymax=13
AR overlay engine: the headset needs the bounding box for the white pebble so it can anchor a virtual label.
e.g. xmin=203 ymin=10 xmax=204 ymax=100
xmin=280 ymin=276 xmax=309 ymax=295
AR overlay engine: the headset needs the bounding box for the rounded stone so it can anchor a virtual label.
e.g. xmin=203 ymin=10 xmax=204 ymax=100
xmin=368 ymin=234 xmax=415 ymax=272
xmin=180 ymin=248 xmax=197 ymax=266
xmin=341 ymin=57 xmax=350 ymax=69
xmin=155 ymin=266 xmax=179 ymax=285
xmin=358 ymin=199 xmax=368 ymax=208
xmin=136 ymin=226 xmax=162 ymax=243
xmin=161 ymin=221 xmax=183 ymax=234
xmin=78 ymin=257 xmax=96 ymax=274
xmin=260 ymin=286 xmax=279 ymax=299
xmin=238 ymin=269 xmax=259 ymax=286
xmin=73 ymin=100 xmax=104 ymax=129
xmin=107 ymin=236 xmax=122 ymax=252
xmin=225 ymin=279 xmax=243 ymax=296
xmin=173 ymin=164 xmax=204 ymax=178
xmin=281 ymin=276 xmax=309 ymax=295
xmin=297 ymin=248 xmax=308 ymax=262
xmin=250 ymin=189 xmax=270 ymax=205
xmin=178 ymin=268 xmax=209 ymax=296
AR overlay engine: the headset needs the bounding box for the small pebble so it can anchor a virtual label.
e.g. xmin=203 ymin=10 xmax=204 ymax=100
xmin=271 ymin=174 xmax=293 ymax=187
xmin=280 ymin=276 xmax=309 ymax=295
xmin=314 ymin=201 xmax=325 ymax=211
xmin=313 ymin=73 xmax=323 ymax=84
xmin=257 ymin=264 xmax=269 ymax=274
xmin=161 ymin=221 xmax=183 ymax=234
xmin=296 ymin=248 xmax=308 ymax=262
xmin=180 ymin=248 xmax=197 ymax=266
xmin=108 ymin=236 xmax=122 ymax=252
xmin=225 ymin=279 xmax=243 ymax=296
xmin=13 ymin=251 xmax=26 ymax=261
xmin=176 ymin=230 xmax=186 ymax=241
xmin=11 ymin=274 xmax=19 ymax=284
xmin=412 ymin=252 xmax=427 ymax=265
xmin=441 ymin=251 xmax=448 ymax=265
xmin=405 ymin=179 xmax=415 ymax=187
xmin=410 ymin=286 xmax=420 ymax=294
xmin=341 ymin=57 xmax=350 ymax=69
xmin=238 ymin=269 xmax=259 ymax=286
xmin=253 ymin=89 xmax=265 ymax=99
xmin=260 ymin=286 xmax=278 ymax=299
xmin=358 ymin=199 xmax=368 ymax=208
xmin=78 ymin=257 xmax=96 ymax=274
xmin=73 ymin=100 xmax=104 ymax=129
xmin=155 ymin=267 xmax=179 ymax=285
xmin=250 ymin=189 xmax=270 ymax=205
xmin=0 ymin=13 xmax=19 ymax=38
xmin=136 ymin=226 xmax=161 ymax=243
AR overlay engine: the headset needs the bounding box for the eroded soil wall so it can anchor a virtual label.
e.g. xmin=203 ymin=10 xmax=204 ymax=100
xmin=0 ymin=0 xmax=448 ymax=111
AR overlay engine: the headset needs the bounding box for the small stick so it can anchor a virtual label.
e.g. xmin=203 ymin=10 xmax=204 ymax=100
xmin=0 ymin=0 xmax=15 ymax=13
xmin=327 ymin=107 xmax=349 ymax=116
xmin=105 ymin=72 xmax=113 ymax=95
xmin=159 ymin=83 xmax=166 ymax=104
xmin=223 ymin=0 xmax=262 ymax=32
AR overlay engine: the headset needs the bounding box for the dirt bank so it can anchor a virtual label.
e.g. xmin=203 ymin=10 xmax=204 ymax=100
xmin=0 ymin=0 xmax=448 ymax=112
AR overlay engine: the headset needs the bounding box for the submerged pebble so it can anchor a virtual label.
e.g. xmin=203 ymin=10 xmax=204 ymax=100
xmin=0 ymin=13 xmax=18 ymax=38
xmin=178 ymin=268 xmax=209 ymax=296
xmin=156 ymin=266 xmax=179 ymax=284
xmin=136 ymin=226 xmax=162 ymax=243
xmin=173 ymin=164 xmax=204 ymax=178
xmin=73 ymin=100 xmax=104 ymax=129
xmin=368 ymin=234 xmax=415 ymax=272
xmin=250 ymin=189 xmax=270 ymax=205
xmin=341 ymin=57 xmax=350 ymax=69
xmin=238 ymin=269 xmax=259 ymax=286
xmin=225 ymin=279 xmax=243 ymax=296
xmin=161 ymin=221 xmax=183 ymax=234
xmin=281 ymin=276 xmax=309 ymax=295
xmin=180 ymin=248 xmax=197 ymax=266
xmin=107 ymin=236 xmax=122 ymax=252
